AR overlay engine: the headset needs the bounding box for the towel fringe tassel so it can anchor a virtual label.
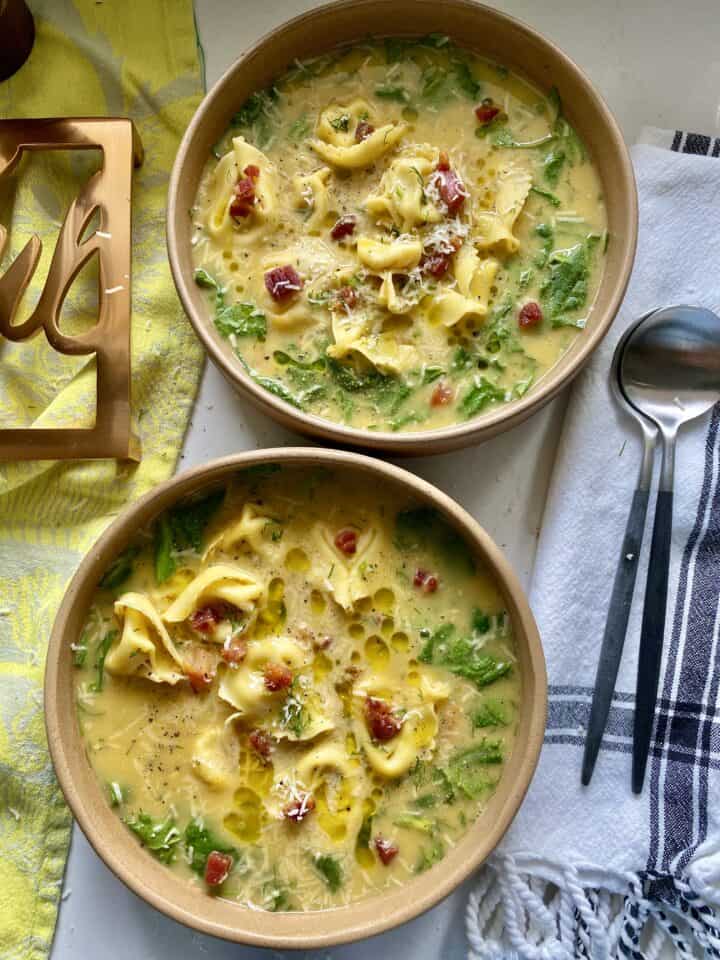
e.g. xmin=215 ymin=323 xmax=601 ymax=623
xmin=466 ymin=855 xmax=720 ymax=959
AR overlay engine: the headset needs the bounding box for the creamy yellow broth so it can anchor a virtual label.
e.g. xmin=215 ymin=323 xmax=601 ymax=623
xmin=191 ymin=37 xmax=607 ymax=433
xmin=74 ymin=465 xmax=521 ymax=911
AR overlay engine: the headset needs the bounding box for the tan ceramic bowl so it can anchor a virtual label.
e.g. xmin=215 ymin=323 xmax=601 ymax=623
xmin=46 ymin=448 xmax=546 ymax=948
xmin=167 ymin=0 xmax=637 ymax=455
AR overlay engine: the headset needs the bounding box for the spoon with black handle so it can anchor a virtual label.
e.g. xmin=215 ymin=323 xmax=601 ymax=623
xmin=581 ymin=311 xmax=658 ymax=786
xmin=621 ymin=305 xmax=720 ymax=793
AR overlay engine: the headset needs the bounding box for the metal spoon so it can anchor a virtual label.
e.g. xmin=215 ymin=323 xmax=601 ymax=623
xmin=581 ymin=312 xmax=658 ymax=785
xmin=621 ymin=305 xmax=720 ymax=794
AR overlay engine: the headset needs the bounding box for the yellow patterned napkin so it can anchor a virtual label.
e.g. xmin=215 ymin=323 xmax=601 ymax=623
xmin=0 ymin=3 xmax=203 ymax=957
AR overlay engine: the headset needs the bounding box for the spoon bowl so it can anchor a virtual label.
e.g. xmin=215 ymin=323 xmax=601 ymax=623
xmin=622 ymin=305 xmax=720 ymax=432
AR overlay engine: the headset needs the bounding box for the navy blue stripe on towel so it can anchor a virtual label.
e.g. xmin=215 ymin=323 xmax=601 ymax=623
xmin=650 ymin=404 xmax=720 ymax=874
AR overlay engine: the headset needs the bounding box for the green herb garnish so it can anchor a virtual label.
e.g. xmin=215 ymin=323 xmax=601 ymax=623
xmin=472 ymin=699 xmax=509 ymax=729
xmin=184 ymin=818 xmax=236 ymax=876
xmin=375 ymin=83 xmax=410 ymax=103
xmin=124 ymin=812 xmax=181 ymax=864
xmin=460 ymin=377 xmax=505 ymax=418
xmin=447 ymin=741 xmax=504 ymax=799
xmin=418 ymin=623 xmax=512 ymax=689
xmin=90 ymin=629 xmax=118 ymax=692
xmin=154 ymin=489 xmax=225 ymax=584
xmin=312 ymin=853 xmax=343 ymax=891
xmin=98 ymin=544 xmax=140 ymax=591
xmin=215 ymin=301 xmax=267 ymax=341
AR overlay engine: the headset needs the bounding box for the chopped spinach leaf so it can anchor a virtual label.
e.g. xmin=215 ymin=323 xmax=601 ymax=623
xmin=215 ymin=301 xmax=267 ymax=341
xmin=422 ymin=365 xmax=445 ymax=384
xmin=107 ymin=781 xmax=125 ymax=807
xmin=415 ymin=837 xmax=444 ymax=873
xmin=395 ymin=507 xmax=475 ymax=574
xmin=73 ymin=628 xmax=89 ymax=667
xmin=312 ymin=853 xmax=343 ymax=891
xmin=90 ymin=629 xmax=118 ymax=692
xmin=193 ymin=267 xmax=218 ymax=290
xmin=530 ymin=185 xmax=561 ymax=206
xmin=288 ymin=114 xmax=310 ymax=141
xmin=419 ymin=623 xmax=512 ymax=689
xmin=451 ymin=345 xmax=474 ymax=372
xmin=357 ymin=815 xmax=373 ymax=850
xmin=329 ymin=113 xmax=350 ymax=132
xmin=394 ymin=812 xmax=434 ymax=833
xmin=460 ymin=377 xmax=505 ymax=418
xmin=541 ymin=241 xmax=590 ymax=327
xmin=124 ymin=811 xmax=181 ymax=864
xmin=472 ymin=699 xmax=509 ymax=729
xmin=447 ymin=740 xmax=504 ymax=799
xmin=375 ymin=83 xmax=410 ymax=103
xmin=413 ymin=792 xmax=438 ymax=809
xmin=184 ymin=818 xmax=237 ymax=876
xmin=472 ymin=608 xmax=491 ymax=635
xmin=99 ymin=544 xmax=140 ymax=591
xmin=154 ymin=489 xmax=225 ymax=584
xmin=231 ymin=88 xmax=278 ymax=149
xmin=543 ymin=149 xmax=566 ymax=186
xmin=262 ymin=871 xmax=294 ymax=911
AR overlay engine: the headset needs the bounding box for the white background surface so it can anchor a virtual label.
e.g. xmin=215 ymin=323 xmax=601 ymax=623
xmin=51 ymin=1 xmax=720 ymax=957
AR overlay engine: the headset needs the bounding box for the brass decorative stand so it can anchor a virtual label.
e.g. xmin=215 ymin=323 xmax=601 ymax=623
xmin=0 ymin=118 xmax=143 ymax=461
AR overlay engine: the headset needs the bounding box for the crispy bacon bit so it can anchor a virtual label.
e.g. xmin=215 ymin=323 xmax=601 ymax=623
xmin=334 ymin=528 xmax=358 ymax=555
xmin=283 ymin=791 xmax=315 ymax=822
xmin=355 ymin=120 xmax=375 ymax=142
xmin=413 ymin=569 xmax=439 ymax=593
xmin=264 ymin=265 xmax=304 ymax=303
xmin=420 ymin=249 xmax=452 ymax=278
xmin=186 ymin=667 xmax=215 ymax=693
xmin=365 ymin=696 xmax=402 ymax=742
xmin=229 ymin=166 xmax=259 ymax=219
xmin=475 ymin=98 xmax=503 ymax=126
xmin=518 ymin=301 xmax=543 ymax=329
xmin=263 ymin=661 xmax=293 ymax=691
xmin=248 ymin=728 xmax=272 ymax=759
xmin=204 ymin=850 xmax=233 ymax=886
xmin=221 ymin=638 xmax=247 ymax=665
xmin=431 ymin=382 xmax=454 ymax=407
xmin=190 ymin=604 xmax=225 ymax=634
xmin=434 ymin=160 xmax=467 ymax=215
xmin=337 ymin=285 xmax=358 ymax=309
xmin=374 ymin=836 xmax=399 ymax=865
xmin=330 ymin=215 xmax=357 ymax=241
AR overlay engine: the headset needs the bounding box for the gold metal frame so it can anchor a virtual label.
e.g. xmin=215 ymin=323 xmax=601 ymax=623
xmin=0 ymin=117 xmax=143 ymax=461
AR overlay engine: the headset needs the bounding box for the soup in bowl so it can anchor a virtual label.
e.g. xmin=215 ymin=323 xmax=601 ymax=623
xmin=168 ymin=0 xmax=636 ymax=453
xmin=46 ymin=449 xmax=545 ymax=946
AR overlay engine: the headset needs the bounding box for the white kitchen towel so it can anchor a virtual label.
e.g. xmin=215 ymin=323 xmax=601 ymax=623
xmin=466 ymin=131 xmax=720 ymax=959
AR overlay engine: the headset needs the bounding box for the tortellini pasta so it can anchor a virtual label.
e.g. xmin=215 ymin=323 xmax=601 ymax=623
xmin=205 ymin=137 xmax=278 ymax=246
xmin=106 ymin=593 xmax=185 ymax=685
xmin=218 ymin=635 xmax=308 ymax=718
xmin=366 ymin=150 xmax=443 ymax=231
xmin=311 ymin=99 xmax=406 ymax=169
xmin=163 ymin=564 xmax=264 ymax=628
xmin=292 ymin=166 xmax=333 ymax=234
xmin=475 ymin=163 xmax=532 ymax=255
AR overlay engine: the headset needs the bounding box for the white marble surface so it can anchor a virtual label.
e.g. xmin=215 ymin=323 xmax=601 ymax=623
xmin=51 ymin=1 xmax=720 ymax=957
